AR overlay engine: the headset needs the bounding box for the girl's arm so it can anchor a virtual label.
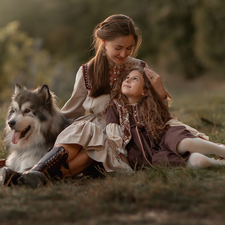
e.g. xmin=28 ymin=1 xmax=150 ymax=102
xmin=106 ymin=123 xmax=129 ymax=162
xmin=61 ymin=66 xmax=88 ymax=119
xmin=106 ymin=101 xmax=131 ymax=167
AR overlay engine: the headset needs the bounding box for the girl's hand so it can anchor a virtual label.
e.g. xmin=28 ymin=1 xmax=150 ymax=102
xmin=144 ymin=67 xmax=167 ymax=99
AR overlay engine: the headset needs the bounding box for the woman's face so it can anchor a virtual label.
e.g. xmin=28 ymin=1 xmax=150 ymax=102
xmin=103 ymin=35 xmax=134 ymax=65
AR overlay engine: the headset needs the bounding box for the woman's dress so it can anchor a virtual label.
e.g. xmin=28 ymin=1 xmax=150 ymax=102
xmin=55 ymin=56 xmax=208 ymax=172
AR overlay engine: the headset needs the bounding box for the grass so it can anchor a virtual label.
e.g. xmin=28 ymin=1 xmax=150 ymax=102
xmin=1 ymin=75 xmax=225 ymax=224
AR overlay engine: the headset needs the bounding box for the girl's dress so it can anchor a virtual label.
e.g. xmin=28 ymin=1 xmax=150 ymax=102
xmin=55 ymin=56 xmax=208 ymax=172
xmin=106 ymin=100 xmax=207 ymax=168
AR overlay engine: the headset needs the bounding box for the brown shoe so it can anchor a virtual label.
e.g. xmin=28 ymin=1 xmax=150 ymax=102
xmin=2 ymin=167 xmax=22 ymax=186
xmin=18 ymin=146 xmax=69 ymax=188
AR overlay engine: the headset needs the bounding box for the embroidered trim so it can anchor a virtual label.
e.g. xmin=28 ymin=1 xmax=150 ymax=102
xmin=82 ymin=64 xmax=92 ymax=90
xmin=109 ymin=64 xmax=125 ymax=88
xmin=82 ymin=59 xmax=146 ymax=91
xmin=112 ymin=99 xmax=131 ymax=147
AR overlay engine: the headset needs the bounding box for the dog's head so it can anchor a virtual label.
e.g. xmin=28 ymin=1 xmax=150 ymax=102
xmin=6 ymin=84 xmax=55 ymax=145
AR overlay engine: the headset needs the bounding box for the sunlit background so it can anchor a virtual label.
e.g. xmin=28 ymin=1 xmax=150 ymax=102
xmin=0 ymin=0 xmax=224 ymax=105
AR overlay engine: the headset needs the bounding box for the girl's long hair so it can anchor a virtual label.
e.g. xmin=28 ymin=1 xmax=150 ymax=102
xmin=88 ymin=14 xmax=142 ymax=98
xmin=110 ymin=68 xmax=172 ymax=141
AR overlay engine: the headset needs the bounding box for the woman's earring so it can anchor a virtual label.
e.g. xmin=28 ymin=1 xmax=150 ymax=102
xmin=103 ymin=46 xmax=106 ymax=56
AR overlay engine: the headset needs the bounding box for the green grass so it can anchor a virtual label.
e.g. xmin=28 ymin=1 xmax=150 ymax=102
xmin=1 ymin=168 xmax=225 ymax=224
xmin=1 ymin=76 xmax=225 ymax=225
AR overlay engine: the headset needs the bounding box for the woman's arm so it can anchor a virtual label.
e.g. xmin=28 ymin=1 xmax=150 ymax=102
xmin=61 ymin=66 xmax=88 ymax=119
xmin=144 ymin=67 xmax=171 ymax=100
xmin=125 ymin=57 xmax=171 ymax=100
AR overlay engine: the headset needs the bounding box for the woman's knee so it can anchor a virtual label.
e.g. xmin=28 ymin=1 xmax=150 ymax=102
xmin=55 ymin=143 xmax=83 ymax=160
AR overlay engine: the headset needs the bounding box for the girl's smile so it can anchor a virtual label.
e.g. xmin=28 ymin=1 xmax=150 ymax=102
xmin=123 ymin=84 xmax=131 ymax=88
xmin=121 ymin=70 xmax=145 ymax=104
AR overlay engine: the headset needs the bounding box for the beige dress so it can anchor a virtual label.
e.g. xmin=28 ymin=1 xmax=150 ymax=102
xmin=55 ymin=56 xmax=148 ymax=173
xmin=55 ymin=56 xmax=208 ymax=173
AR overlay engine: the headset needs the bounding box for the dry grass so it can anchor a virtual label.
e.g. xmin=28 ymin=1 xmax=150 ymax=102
xmin=1 ymin=76 xmax=225 ymax=224
xmin=1 ymin=168 xmax=225 ymax=225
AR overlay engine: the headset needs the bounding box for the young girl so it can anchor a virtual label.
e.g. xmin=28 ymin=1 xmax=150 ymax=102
xmin=2 ymin=14 xmax=210 ymax=187
xmin=106 ymin=68 xmax=225 ymax=169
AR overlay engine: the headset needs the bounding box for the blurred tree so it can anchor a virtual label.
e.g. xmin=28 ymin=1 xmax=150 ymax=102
xmin=0 ymin=0 xmax=224 ymax=105
xmin=0 ymin=21 xmax=51 ymax=102
xmin=0 ymin=21 xmax=78 ymax=104
xmin=142 ymin=0 xmax=204 ymax=79
xmin=194 ymin=0 xmax=225 ymax=76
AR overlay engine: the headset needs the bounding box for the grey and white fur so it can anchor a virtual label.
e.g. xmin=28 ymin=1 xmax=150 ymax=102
xmin=3 ymin=84 xmax=70 ymax=173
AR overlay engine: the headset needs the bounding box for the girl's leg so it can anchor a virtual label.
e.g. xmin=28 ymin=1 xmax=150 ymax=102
xmin=177 ymin=138 xmax=225 ymax=158
xmin=177 ymin=138 xmax=225 ymax=169
xmin=186 ymin=152 xmax=225 ymax=169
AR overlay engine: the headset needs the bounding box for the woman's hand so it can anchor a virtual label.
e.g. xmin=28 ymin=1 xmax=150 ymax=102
xmin=144 ymin=67 xmax=167 ymax=99
xmin=119 ymin=153 xmax=131 ymax=167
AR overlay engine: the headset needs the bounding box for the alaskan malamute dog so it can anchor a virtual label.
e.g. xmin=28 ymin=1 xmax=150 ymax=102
xmin=3 ymin=84 xmax=70 ymax=173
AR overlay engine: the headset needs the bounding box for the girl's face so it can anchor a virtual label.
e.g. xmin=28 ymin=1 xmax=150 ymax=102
xmin=121 ymin=70 xmax=145 ymax=104
xmin=103 ymin=35 xmax=134 ymax=65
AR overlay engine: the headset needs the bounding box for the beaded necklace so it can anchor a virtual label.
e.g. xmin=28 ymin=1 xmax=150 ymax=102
xmin=109 ymin=62 xmax=125 ymax=88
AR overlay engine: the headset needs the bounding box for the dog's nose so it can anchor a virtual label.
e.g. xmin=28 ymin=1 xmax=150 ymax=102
xmin=8 ymin=120 xmax=16 ymax=128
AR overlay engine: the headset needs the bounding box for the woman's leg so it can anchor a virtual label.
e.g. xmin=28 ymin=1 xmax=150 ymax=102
xmin=18 ymin=143 xmax=93 ymax=188
xmin=177 ymin=138 xmax=225 ymax=158
xmin=56 ymin=144 xmax=94 ymax=176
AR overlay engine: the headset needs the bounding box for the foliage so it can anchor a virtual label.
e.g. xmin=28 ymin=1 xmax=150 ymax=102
xmin=0 ymin=21 xmax=79 ymax=105
xmin=194 ymin=0 xmax=225 ymax=74
xmin=0 ymin=21 xmax=50 ymax=103
xmin=0 ymin=0 xmax=224 ymax=103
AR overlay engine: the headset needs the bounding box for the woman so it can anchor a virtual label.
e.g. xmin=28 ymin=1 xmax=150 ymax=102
xmin=5 ymin=14 xmax=207 ymax=188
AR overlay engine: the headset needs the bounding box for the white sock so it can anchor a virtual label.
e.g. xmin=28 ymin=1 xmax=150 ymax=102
xmin=187 ymin=152 xmax=225 ymax=169
xmin=177 ymin=138 xmax=225 ymax=158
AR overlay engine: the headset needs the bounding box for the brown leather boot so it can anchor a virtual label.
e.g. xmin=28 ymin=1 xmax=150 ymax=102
xmin=18 ymin=146 xmax=69 ymax=188
xmin=1 ymin=167 xmax=22 ymax=186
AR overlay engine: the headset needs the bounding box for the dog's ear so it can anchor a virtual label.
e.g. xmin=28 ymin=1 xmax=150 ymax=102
xmin=39 ymin=85 xmax=51 ymax=103
xmin=15 ymin=84 xmax=23 ymax=95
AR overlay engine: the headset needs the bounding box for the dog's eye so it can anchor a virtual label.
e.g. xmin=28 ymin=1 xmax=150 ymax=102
xmin=24 ymin=109 xmax=30 ymax=113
